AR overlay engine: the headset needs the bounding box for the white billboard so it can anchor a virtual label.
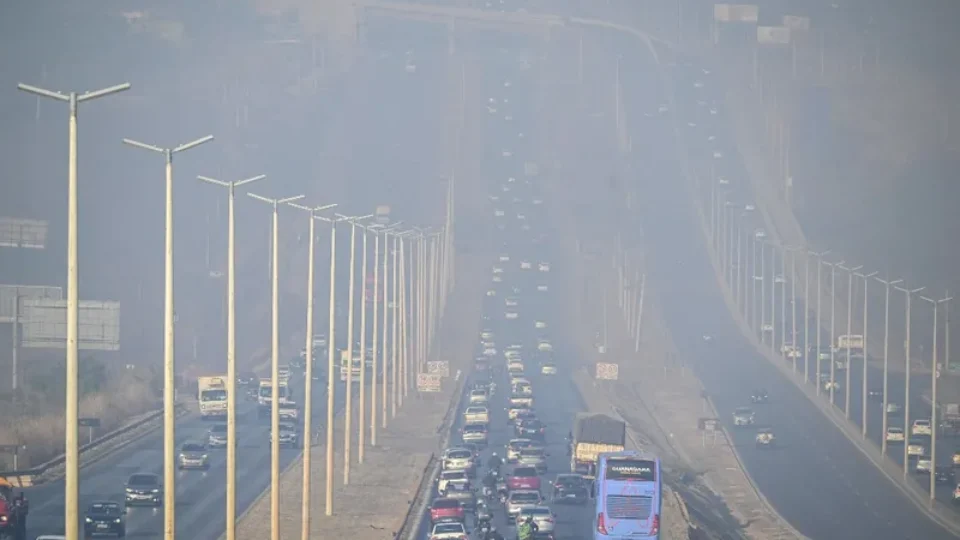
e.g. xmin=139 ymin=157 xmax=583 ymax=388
xmin=0 ymin=285 xmax=62 ymax=323
xmin=757 ymin=26 xmax=791 ymax=45
xmin=596 ymin=362 xmax=619 ymax=381
xmin=375 ymin=205 xmax=391 ymax=225
xmin=0 ymin=217 xmax=48 ymax=249
xmin=416 ymin=373 xmax=441 ymax=392
xmin=714 ymin=4 xmax=759 ymax=23
xmin=427 ymin=360 xmax=450 ymax=377
xmin=20 ymin=299 xmax=120 ymax=351
xmin=782 ymin=15 xmax=811 ymax=31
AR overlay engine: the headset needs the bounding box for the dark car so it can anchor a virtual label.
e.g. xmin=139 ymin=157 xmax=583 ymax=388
xmin=750 ymin=389 xmax=769 ymax=404
xmin=515 ymin=418 xmax=546 ymax=440
xmin=936 ymin=468 xmax=955 ymax=484
xmin=124 ymin=473 xmax=162 ymax=507
xmin=552 ymin=473 xmax=588 ymax=504
xmin=237 ymin=371 xmax=258 ymax=386
xmin=84 ymin=501 xmax=125 ymax=537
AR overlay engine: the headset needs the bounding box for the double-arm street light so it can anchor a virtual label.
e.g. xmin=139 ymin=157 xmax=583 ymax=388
xmin=123 ymin=134 xmax=214 ymax=540
xmin=919 ymin=293 xmax=952 ymax=503
xmin=17 ymin=80 xmax=131 ymax=540
xmin=894 ymin=284 xmax=924 ymax=481
xmin=247 ymin=192 xmax=305 ymax=540
xmin=837 ymin=263 xmax=863 ymax=419
xmin=369 ymin=222 xmax=402 ymax=441
xmin=855 ymin=269 xmax=878 ymax=436
xmin=197 ymin=174 xmax=267 ymax=540
xmin=875 ymin=276 xmax=903 ymax=458
xmin=287 ymin=201 xmax=337 ymax=540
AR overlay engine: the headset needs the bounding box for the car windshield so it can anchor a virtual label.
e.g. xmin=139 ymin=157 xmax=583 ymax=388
xmin=210 ymin=424 xmax=227 ymax=433
xmin=471 ymin=390 xmax=486 ymax=396
xmin=464 ymin=425 xmax=486 ymax=433
xmin=557 ymin=475 xmax=582 ymax=487
xmin=735 ymin=408 xmax=752 ymax=415
xmin=513 ymin=467 xmax=538 ymax=477
xmin=466 ymin=407 xmax=486 ymax=414
xmin=521 ymin=508 xmax=551 ymax=516
xmin=448 ymin=450 xmax=472 ymax=459
xmin=434 ymin=523 xmax=465 ymax=534
xmin=432 ymin=498 xmax=459 ymax=509
xmin=279 ymin=423 xmax=296 ymax=431
xmin=510 ymin=440 xmax=532 ymax=449
xmin=511 ymin=492 xmax=540 ymax=503
xmin=88 ymin=502 xmax=121 ymax=515
xmin=128 ymin=474 xmax=157 ymax=486
xmin=520 ymin=449 xmax=543 ymax=457
xmin=443 ymin=471 xmax=467 ymax=480
xmin=181 ymin=443 xmax=204 ymax=452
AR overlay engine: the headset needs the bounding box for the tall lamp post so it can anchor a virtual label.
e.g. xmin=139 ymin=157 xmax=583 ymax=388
xmin=287 ymin=202 xmax=338 ymax=540
xmin=17 ymin=80 xmax=131 ymax=540
xmin=807 ymin=249 xmax=830 ymax=388
xmin=920 ymin=294 xmax=952 ymax=503
xmin=837 ymin=263 xmax=863 ymax=419
xmin=368 ymin=222 xmax=401 ymax=445
xmin=895 ymin=284 xmax=924 ymax=480
xmin=875 ymin=277 xmax=902 ymax=457
xmin=197 ymin=174 xmax=267 ymax=540
xmin=855 ymin=270 xmax=878 ymax=437
xmin=247 ymin=192 xmax=305 ymax=540
xmin=123 ymin=134 xmax=214 ymax=540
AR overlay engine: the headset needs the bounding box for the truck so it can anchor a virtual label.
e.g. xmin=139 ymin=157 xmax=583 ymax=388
xmin=257 ymin=379 xmax=291 ymax=419
xmin=570 ymin=413 xmax=626 ymax=479
xmin=0 ymin=477 xmax=28 ymax=540
xmin=836 ymin=334 xmax=865 ymax=357
xmin=197 ymin=376 xmax=228 ymax=420
xmin=339 ymin=350 xmax=363 ymax=382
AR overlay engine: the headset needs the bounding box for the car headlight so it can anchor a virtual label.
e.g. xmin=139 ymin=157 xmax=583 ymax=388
xmin=179 ymin=454 xmax=185 ymax=459
xmin=202 ymin=454 xmax=209 ymax=459
xmin=152 ymin=489 xmax=160 ymax=493
xmin=125 ymin=488 xmax=133 ymax=493
xmin=85 ymin=517 xmax=93 ymax=523
xmin=115 ymin=518 xmax=122 ymax=524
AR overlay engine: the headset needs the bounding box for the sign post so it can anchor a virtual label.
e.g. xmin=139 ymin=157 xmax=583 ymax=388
xmin=79 ymin=417 xmax=101 ymax=445
xmin=416 ymin=373 xmax=441 ymax=392
xmin=20 ymin=298 xmax=120 ymax=351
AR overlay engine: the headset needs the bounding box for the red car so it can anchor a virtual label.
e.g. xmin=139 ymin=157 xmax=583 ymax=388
xmin=506 ymin=466 xmax=541 ymax=491
xmin=429 ymin=498 xmax=465 ymax=524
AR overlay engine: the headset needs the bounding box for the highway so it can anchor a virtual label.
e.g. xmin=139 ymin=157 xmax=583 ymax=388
xmin=625 ymin=33 xmax=957 ymax=538
xmin=413 ymin=33 xmax=600 ymax=540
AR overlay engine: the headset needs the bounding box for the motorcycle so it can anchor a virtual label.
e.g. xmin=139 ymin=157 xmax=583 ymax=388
xmin=482 ymin=485 xmax=495 ymax=502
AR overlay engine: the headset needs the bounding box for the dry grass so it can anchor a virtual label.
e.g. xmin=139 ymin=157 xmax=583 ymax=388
xmin=0 ymin=370 xmax=158 ymax=470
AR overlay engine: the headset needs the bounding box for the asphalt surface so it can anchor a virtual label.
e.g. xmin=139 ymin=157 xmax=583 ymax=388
xmin=619 ymin=40 xmax=957 ymax=538
xmin=414 ymin=37 xmax=598 ymax=540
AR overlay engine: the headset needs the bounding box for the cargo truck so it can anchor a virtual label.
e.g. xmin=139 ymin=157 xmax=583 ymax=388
xmin=197 ymin=376 xmax=228 ymax=420
xmin=257 ymin=379 xmax=290 ymax=419
xmin=570 ymin=413 xmax=625 ymax=479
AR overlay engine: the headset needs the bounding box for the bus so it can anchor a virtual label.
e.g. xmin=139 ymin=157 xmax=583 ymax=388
xmin=593 ymin=451 xmax=661 ymax=539
xmin=339 ymin=350 xmax=364 ymax=382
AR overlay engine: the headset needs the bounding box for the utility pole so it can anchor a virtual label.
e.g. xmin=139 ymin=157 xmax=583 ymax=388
xmin=856 ymin=270 xmax=878 ymax=437
xmin=838 ymin=264 xmax=862 ymax=418
xmin=920 ymin=294 xmax=951 ymax=503
xmin=197 ymin=174 xmax=267 ymax=540
xmin=875 ymin=277 xmax=902 ymax=457
xmin=287 ymin=202 xmax=338 ymax=540
xmin=895 ymin=285 xmax=924 ymax=481
xmin=248 ymin=192 xmax=304 ymax=540
xmin=124 ymin=134 xmax=214 ymax=540
xmin=18 ymin=81 xmax=131 ymax=540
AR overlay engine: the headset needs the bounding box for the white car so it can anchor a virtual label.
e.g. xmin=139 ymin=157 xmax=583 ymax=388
xmin=463 ymin=406 xmax=489 ymax=424
xmin=537 ymin=340 xmax=552 ymax=352
xmin=907 ymin=439 xmax=926 ymax=457
xmin=505 ymin=311 xmax=519 ymax=319
xmin=538 ymin=262 xmax=550 ymax=272
xmin=885 ymin=427 xmax=905 ymax=442
xmin=437 ymin=469 xmax=469 ymax=493
xmin=541 ymin=363 xmax=557 ymax=375
xmin=520 ymin=261 xmax=532 ymax=270
xmin=483 ymin=346 xmax=497 ymax=357
xmin=486 ymin=289 xmax=496 ymax=297
xmin=535 ymin=321 xmax=547 ymax=329
xmin=469 ymin=389 xmax=488 ymax=405
xmin=499 ymin=254 xmax=511 ymax=262
xmin=506 ymin=490 xmax=542 ymax=523
xmin=886 ymin=402 xmax=902 ymax=415
xmin=492 ymin=275 xmax=503 ymax=283
xmin=480 ymin=330 xmax=494 ymax=340
xmin=430 ymin=522 xmax=467 ymax=540
xmin=912 ymin=419 xmax=932 ymax=436
xmin=442 ymin=448 xmax=475 ymax=472
xmin=492 ymin=266 xmax=504 ymax=274
xmin=915 ymin=456 xmax=933 ymax=474
xmin=494 ymin=209 xmax=505 ymax=217
xmin=502 ymin=150 xmax=513 ymax=157
xmin=507 ymin=438 xmax=533 ymax=462
xmin=505 ymin=297 xmax=519 ymax=307
xmin=536 ymin=284 xmax=549 ymax=292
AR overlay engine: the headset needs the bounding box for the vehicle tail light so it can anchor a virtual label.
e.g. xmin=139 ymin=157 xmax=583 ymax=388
xmin=651 ymin=514 xmax=660 ymax=535
xmin=597 ymin=512 xmax=607 ymax=535
xmin=459 ymin=536 xmax=468 ymax=540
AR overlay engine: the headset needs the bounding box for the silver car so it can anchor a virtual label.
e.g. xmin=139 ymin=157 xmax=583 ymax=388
xmin=517 ymin=447 xmax=548 ymax=472
xmin=506 ymin=490 xmax=542 ymax=524
xmin=178 ymin=442 xmax=209 ymax=470
xmin=207 ymin=424 xmax=227 ymax=448
xmin=270 ymin=421 xmax=300 ymax=447
xmin=733 ymin=407 xmax=755 ymax=427
xmin=516 ymin=506 xmax=556 ymax=533
xmin=461 ymin=424 xmax=489 ymax=447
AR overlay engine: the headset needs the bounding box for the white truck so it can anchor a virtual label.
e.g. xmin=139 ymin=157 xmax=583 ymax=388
xmin=836 ymin=334 xmax=865 ymax=358
xmin=198 ymin=376 xmax=228 ymax=420
xmin=258 ymin=379 xmax=291 ymax=419
xmin=340 ymin=350 xmax=364 ymax=382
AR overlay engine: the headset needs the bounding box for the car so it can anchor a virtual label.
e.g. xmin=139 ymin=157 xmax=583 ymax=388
xmin=430 ymin=521 xmax=468 ymax=540
xmin=507 ymin=438 xmax=534 ymax=462
xmin=207 ymin=423 xmax=227 ymax=448
xmin=443 ymin=448 xmax=477 ymax=474
xmin=429 ymin=498 xmax=465 ymax=525
xmin=733 ymin=407 xmax=755 ymax=426
xmin=516 ymin=506 xmax=557 ymax=534
xmin=537 ymin=284 xmax=549 ymax=292
xmin=912 ymin=419 xmax=933 ymax=436
xmin=937 ymin=468 xmax=955 ymax=484
xmin=552 ymin=474 xmax=588 ymax=504
xmin=506 ymin=490 xmax=542 ymax=523
xmin=536 ymin=339 xmax=552 ymax=352
xmin=510 ymin=408 xmax=537 ymax=426
xmin=867 ymin=388 xmax=884 ymax=401
xmin=755 ymin=428 xmax=775 ymax=447
xmin=538 ymin=262 xmax=550 ymax=272
xmin=438 ymin=469 xmax=470 ymax=494
xmin=509 ymin=394 xmax=534 ymax=408
xmin=505 ymin=296 xmax=519 ymax=307
xmin=443 ymin=481 xmax=477 ymax=512
xmin=464 ymin=406 xmax=489 ymax=424
xmin=750 ymin=390 xmax=768 ymax=404
xmin=512 ymin=379 xmax=532 ymax=394
xmin=499 ymin=254 xmax=511 ymax=262
xmin=534 ymin=320 xmax=548 ymax=329
xmin=480 ymin=329 xmax=495 ymax=340
xmin=507 ymin=466 xmax=542 ymax=491
xmin=178 ymin=442 xmax=209 ymax=470
xmin=886 ymin=402 xmax=902 ymax=415
xmin=124 ymin=473 xmax=162 ymax=507
xmin=540 ymin=362 xmax=557 ymax=375
xmin=270 ymin=421 xmax=300 ymax=447
xmin=505 ymin=311 xmax=519 ymax=320
xmin=515 ymin=418 xmax=546 ymax=441
xmin=461 ymin=423 xmax=489 ymax=446
xmin=916 ymin=456 xmax=933 ymax=474
xmin=885 ymin=427 xmax=905 ymax=442
xmin=908 ymin=438 xmax=926 ymax=457
xmin=84 ymin=501 xmax=125 ymax=537
xmin=520 ymin=261 xmax=532 ymax=270
xmin=469 ymin=389 xmax=489 ymax=405
xmin=517 ymin=447 xmax=548 ymax=472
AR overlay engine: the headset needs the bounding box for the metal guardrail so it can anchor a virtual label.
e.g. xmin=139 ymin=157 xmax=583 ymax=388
xmin=0 ymin=404 xmax=185 ymax=486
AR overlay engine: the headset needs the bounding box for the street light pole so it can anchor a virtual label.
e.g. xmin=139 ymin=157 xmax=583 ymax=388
xmin=248 ymin=192 xmax=304 ymax=540
xmin=197 ymin=174 xmax=267 ymax=540
xmin=856 ymin=270 xmax=878 ymax=437
xmin=124 ymin=134 xmax=214 ymax=540
xmin=287 ymin=202 xmax=338 ymax=540
xmin=370 ymin=223 xmax=401 ymax=442
xmin=826 ymin=260 xmax=844 ymax=404
xmin=391 ymin=231 xmax=400 ymax=418
xmin=895 ymin=285 xmax=924 ymax=481
xmin=358 ymin=224 xmax=369 ymax=463
xmin=17 ymin=81 xmax=131 ymax=540
xmin=838 ymin=264 xmax=862 ymax=418
xmin=875 ymin=277 xmax=902 ymax=457
xmin=920 ymin=294 xmax=951 ymax=503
